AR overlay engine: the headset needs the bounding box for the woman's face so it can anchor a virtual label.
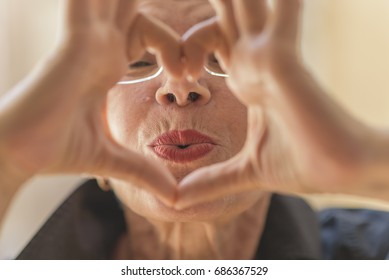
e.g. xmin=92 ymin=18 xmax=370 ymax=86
xmin=107 ymin=0 xmax=262 ymax=222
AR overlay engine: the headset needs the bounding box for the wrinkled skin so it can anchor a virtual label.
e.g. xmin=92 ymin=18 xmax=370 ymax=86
xmin=107 ymin=0 xmax=266 ymax=223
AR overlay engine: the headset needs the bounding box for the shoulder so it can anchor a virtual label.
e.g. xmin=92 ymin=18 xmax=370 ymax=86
xmin=17 ymin=179 xmax=125 ymax=259
xmin=318 ymin=208 xmax=389 ymax=259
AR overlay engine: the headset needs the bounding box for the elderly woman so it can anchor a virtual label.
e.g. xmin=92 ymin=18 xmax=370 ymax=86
xmin=2 ymin=0 xmax=389 ymax=259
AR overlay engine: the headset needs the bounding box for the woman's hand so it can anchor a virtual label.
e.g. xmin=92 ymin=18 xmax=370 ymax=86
xmin=0 ymin=0 xmax=183 ymax=206
xmin=177 ymin=0 xmax=374 ymax=209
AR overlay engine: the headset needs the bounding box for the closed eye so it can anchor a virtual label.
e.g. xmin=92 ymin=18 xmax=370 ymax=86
xmin=128 ymin=61 xmax=155 ymax=69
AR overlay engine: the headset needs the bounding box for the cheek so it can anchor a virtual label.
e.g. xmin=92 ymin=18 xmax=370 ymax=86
xmin=225 ymin=100 xmax=247 ymax=153
xmin=106 ymin=86 xmax=153 ymax=146
xmin=209 ymin=81 xmax=248 ymax=154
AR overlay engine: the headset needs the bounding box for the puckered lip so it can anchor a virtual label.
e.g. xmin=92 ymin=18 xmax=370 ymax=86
xmin=149 ymin=130 xmax=216 ymax=163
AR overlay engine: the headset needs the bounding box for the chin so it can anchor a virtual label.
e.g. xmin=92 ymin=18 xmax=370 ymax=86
xmin=111 ymin=150 xmax=263 ymax=222
xmin=116 ymin=184 xmax=263 ymax=223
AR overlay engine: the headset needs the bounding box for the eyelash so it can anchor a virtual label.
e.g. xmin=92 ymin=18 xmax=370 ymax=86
xmin=128 ymin=56 xmax=220 ymax=70
xmin=129 ymin=61 xmax=154 ymax=68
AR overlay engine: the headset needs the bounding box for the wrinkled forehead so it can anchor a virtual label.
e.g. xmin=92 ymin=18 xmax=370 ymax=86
xmin=138 ymin=0 xmax=215 ymax=35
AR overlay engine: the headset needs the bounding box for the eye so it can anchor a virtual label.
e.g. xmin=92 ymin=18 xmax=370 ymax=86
xmin=209 ymin=54 xmax=220 ymax=64
xmin=128 ymin=60 xmax=155 ymax=69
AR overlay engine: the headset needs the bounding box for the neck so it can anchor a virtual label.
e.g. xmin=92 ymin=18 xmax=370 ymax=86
xmin=115 ymin=194 xmax=271 ymax=260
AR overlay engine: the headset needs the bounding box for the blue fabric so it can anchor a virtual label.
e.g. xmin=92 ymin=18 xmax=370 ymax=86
xmin=319 ymin=208 xmax=389 ymax=259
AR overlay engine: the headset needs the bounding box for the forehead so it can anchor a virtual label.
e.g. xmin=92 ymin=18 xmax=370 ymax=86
xmin=139 ymin=0 xmax=215 ymax=35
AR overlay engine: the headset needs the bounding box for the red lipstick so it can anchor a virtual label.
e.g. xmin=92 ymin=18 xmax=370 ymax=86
xmin=149 ymin=130 xmax=215 ymax=163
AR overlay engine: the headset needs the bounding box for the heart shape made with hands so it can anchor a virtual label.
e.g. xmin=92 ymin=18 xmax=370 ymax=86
xmin=2 ymin=0 xmax=312 ymax=219
xmin=103 ymin=0 xmax=308 ymax=211
xmin=83 ymin=0 xmax=306 ymax=211
xmin=107 ymin=0 xmax=301 ymax=210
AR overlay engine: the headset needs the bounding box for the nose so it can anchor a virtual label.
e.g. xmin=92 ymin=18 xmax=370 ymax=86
xmin=156 ymin=78 xmax=211 ymax=106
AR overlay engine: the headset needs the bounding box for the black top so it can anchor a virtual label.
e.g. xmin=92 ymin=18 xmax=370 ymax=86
xmin=16 ymin=180 xmax=389 ymax=259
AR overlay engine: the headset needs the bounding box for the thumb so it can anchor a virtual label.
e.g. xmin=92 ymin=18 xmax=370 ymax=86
xmin=128 ymin=13 xmax=184 ymax=79
xmin=94 ymin=141 xmax=177 ymax=207
xmin=175 ymin=154 xmax=257 ymax=210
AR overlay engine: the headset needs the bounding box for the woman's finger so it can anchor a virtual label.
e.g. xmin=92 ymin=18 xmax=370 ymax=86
xmin=96 ymin=98 xmax=177 ymax=206
xmin=182 ymin=18 xmax=225 ymax=81
xmin=63 ymin=0 xmax=122 ymax=28
xmin=115 ymin=0 xmax=138 ymax=31
xmin=209 ymin=0 xmax=239 ymax=44
xmin=128 ymin=13 xmax=184 ymax=79
xmin=90 ymin=0 xmax=120 ymax=20
xmin=95 ymin=141 xmax=177 ymax=207
xmin=272 ymin=0 xmax=302 ymax=44
xmin=62 ymin=0 xmax=90 ymax=25
xmin=233 ymin=0 xmax=268 ymax=36
xmin=175 ymin=155 xmax=258 ymax=210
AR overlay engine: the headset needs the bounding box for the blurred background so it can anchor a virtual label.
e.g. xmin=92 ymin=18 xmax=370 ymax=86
xmin=1 ymin=0 xmax=389 ymax=259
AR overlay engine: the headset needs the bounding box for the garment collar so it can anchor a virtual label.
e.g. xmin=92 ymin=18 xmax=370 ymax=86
xmin=17 ymin=180 xmax=321 ymax=259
